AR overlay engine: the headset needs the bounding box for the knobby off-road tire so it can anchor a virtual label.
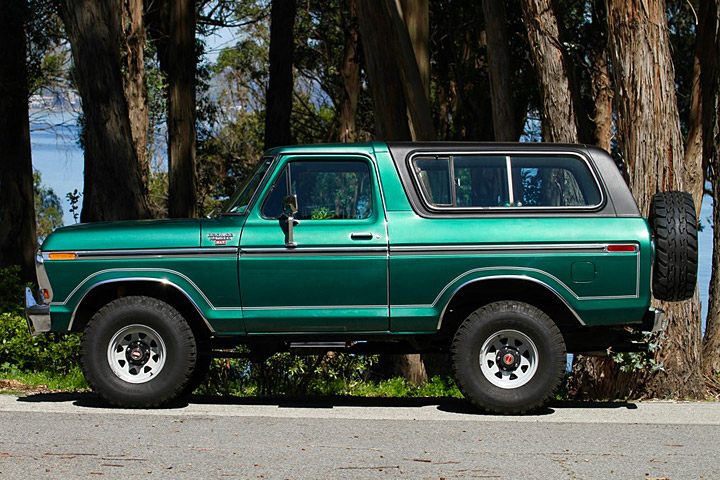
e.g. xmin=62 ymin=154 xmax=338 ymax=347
xmin=180 ymin=353 xmax=212 ymax=397
xmin=81 ymin=296 xmax=197 ymax=408
xmin=649 ymin=191 xmax=698 ymax=302
xmin=451 ymin=301 xmax=566 ymax=414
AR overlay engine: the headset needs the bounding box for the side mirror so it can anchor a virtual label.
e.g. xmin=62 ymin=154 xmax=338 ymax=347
xmin=283 ymin=194 xmax=298 ymax=216
xmin=282 ymin=195 xmax=299 ymax=248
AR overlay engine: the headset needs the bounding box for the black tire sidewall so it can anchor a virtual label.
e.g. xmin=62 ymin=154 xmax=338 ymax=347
xmin=81 ymin=298 xmax=196 ymax=407
xmin=452 ymin=304 xmax=564 ymax=413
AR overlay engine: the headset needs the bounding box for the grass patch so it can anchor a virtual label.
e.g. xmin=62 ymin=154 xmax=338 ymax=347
xmin=0 ymin=364 xmax=88 ymax=393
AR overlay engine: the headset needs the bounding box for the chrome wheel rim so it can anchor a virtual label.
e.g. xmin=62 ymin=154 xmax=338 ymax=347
xmin=107 ymin=324 xmax=166 ymax=384
xmin=479 ymin=329 xmax=538 ymax=389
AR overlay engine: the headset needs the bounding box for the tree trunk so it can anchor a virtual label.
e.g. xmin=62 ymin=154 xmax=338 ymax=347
xmin=520 ymin=0 xmax=579 ymax=143
xmin=398 ymin=0 xmax=431 ymax=141
xmin=0 ymin=1 xmax=37 ymax=283
xmin=357 ymin=1 xmax=409 ymax=141
xmin=589 ymin=0 xmax=614 ymax=152
xmin=338 ymin=0 xmax=360 ymax=143
xmin=357 ymin=0 xmax=434 ymax=141
xmin=264 ymin=0 xmax=296 ymax=150
xmin=701 ymin=0 xmax=720 ymax=378
xmin=59 ymin=0 xmax=149 ymax=222
xmin=483 ymin=0 xmax=518 ymax=141
xmin=166 ymin=0 xmax=197 ymax=218
xmin=121 ymin=0 xmax=150 ymax=211
xmin=576 ymin=0 xmax=703 ymax=400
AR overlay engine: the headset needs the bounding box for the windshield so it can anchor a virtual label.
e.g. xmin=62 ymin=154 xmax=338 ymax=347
xmin=219 ymin=156 xmax=274 ymax=215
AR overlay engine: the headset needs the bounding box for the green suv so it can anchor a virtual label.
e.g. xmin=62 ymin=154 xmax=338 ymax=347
xmin=25 ymin=142 xmax=698 ymax=413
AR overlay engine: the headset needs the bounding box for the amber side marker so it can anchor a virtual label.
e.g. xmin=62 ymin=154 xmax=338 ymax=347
xmin=47 ymin=252 xmax=78 ymax=260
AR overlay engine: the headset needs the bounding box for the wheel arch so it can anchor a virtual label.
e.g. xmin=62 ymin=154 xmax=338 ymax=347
xmin=437 ymin=276 xmax=584 ymax=340
xmin=69 ymin=279 xmax=214 ymax=338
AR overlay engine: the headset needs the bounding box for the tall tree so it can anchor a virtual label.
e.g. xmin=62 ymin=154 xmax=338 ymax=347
xmin=702 ymin=0 xmax=720 ymax=377
xmin=483 ymin=0 xmax=518 ymax=141
xmin=264 ymin=0 xmax=296 ymax=150
xmin=167 ymin=0 xmax=198 ymax=218
xmin=338 ymin=0 xmax=360 ymax=143
xmin=357 ymin=1 xmax=410 ymax=140
xmin=607 ymin=0 xmax=703 ymax=398
xmin=358 ymin=0 xmax=433 ymax=141
xmin=59 ymin=0 xmax=149 ymax=222
xmin=121 ymin=0 xmax=150 ymax=205
xmin=588 ymin=1 xmax=613 ymax=151
xmin=0 ymin=1 xmax=37 ymax=283
xmin=520 ymin=0 xmax=579 ymax=143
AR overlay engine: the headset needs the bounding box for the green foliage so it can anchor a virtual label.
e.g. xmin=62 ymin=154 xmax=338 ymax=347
xmin=0 ymin=266 xmax=80 ymax=375
xmin=65 ymin=189 xmax=81 ymax=223
xmin=34 ymin=170 xmax=64 ymax=241
xmin=195 ymin=351 xmax=460 ymax=399
xmin=611 ymin=330 xmax=664 ymax=374
xmin=26 ymin=0 xmax=67 ymax=97
xmin=0 ymin=266 xmax=26 ymax=315
xmin=311 ymin=207 xmax=334 ymax=220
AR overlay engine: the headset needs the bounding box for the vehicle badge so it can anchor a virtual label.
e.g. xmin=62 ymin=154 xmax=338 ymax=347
xmin=207 ymin=233 xmax=234 ymax=246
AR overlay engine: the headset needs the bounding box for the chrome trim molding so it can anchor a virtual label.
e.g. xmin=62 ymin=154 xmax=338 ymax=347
xmin=435 ymin=275 xmax=586 ymax=329
xmin=243 ymin=305 xmax=387 ymax=312
xmin=407 ymin=149 xmax=606 ymax=212
xmin=52 ymin=247 xmax=239 ymax=260
xmin=392 ymin=262 xmax=640 ymax=313
xmin=390 ymin=243 xmax=611 ymax=255
xmin=66 ymin=278 xmax=216 ymax=333
xmin=53 ymin=268 xmax=242 ymax=313
xmin=241 ymin=246 xmax=387 ymax=257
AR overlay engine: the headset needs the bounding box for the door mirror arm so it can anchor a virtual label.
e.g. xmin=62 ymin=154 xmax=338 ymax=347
xmin=281 ymin=195 xmax=299 ymax=248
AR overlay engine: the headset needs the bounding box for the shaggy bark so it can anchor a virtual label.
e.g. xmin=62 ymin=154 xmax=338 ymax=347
xmin=520 ymin=0 xmax=579 ymax=143
xmin=0 ymin=1 xmax=37 ymax=283
xmin=166 ymin=0 xmax=197 ymax=218
xmin=59 ymin=0 xmax=149 ymax=222
xmin=338 ymin=0 xmax=360 ymax=143
xmin=122 ymin=0 xmax=150 ymax=206
xmin=701 ymin=0 xmax=720 ymax=378
xmin=264 ymin=0 xmax=296 ymax=150
xmin=589 ymin=1 xmax=614 ymax=151
xmin=357 ymin=0 xmax=410 ymax=140
xmin=483 ymin=0 xmax=518 ymax=141
xmin=575 ymin=0 xmax=704 ymax=400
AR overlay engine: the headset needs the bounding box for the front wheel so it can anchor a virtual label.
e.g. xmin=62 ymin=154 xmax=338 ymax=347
xmin=81 ymin=296 xmax=197 ymax=408
xmin=451 ymin=301 xmax=566 ymax=414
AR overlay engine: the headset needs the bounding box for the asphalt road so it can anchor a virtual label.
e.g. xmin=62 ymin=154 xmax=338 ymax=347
xmin=0 ymin=393 xmax=718 ymax=479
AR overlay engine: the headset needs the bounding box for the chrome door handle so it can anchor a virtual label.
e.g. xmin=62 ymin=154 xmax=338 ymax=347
xmin=350 ymin=232 xmax=374 ymax=240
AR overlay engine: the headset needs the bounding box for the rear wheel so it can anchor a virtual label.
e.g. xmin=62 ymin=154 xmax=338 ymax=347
xmin=451 ymin=301 xmax=566 ymax=414
xmin=81 ymin=296 xmax=197 ymax=408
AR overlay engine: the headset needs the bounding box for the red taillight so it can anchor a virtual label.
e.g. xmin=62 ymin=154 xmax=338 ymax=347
xmin=606 ymin=244 xmax=638 ymax=253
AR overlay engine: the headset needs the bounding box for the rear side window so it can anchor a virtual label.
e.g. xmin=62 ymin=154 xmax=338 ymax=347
xmin=411 ymin=154 xmax=601 ymax=209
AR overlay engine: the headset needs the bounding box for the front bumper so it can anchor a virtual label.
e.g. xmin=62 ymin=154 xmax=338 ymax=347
xmin=25 ymin=287 xmax=51 ymax=335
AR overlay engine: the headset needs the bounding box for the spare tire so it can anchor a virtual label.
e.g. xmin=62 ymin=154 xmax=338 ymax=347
xmin=648 ymin=191 xmax=698 ymax=301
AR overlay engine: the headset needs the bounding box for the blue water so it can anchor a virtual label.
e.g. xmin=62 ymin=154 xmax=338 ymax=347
xmin=28 ymin=114 xmax=714 ymax=325
xmin=30 ymin=112 xmax=84 ymax=226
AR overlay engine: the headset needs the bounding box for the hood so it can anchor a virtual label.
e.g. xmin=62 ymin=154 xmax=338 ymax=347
xmin=42 ymin=218 xmax=201 ymax=252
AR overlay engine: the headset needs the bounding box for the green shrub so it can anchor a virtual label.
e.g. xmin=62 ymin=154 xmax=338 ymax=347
xmin=0 ymin=265 xmax=81 ymax=375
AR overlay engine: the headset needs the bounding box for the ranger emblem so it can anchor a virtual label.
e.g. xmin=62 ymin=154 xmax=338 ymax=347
xmin=207 ymin=233 xmax=234 ymax=246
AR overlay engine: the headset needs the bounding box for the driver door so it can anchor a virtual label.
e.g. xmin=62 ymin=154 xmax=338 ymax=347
xmin=239 ymin=155 xmax=389 ymax=332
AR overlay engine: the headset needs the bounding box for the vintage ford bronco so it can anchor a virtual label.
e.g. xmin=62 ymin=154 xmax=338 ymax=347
xmin=25 ymin=142 xmax=698 ymax=413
